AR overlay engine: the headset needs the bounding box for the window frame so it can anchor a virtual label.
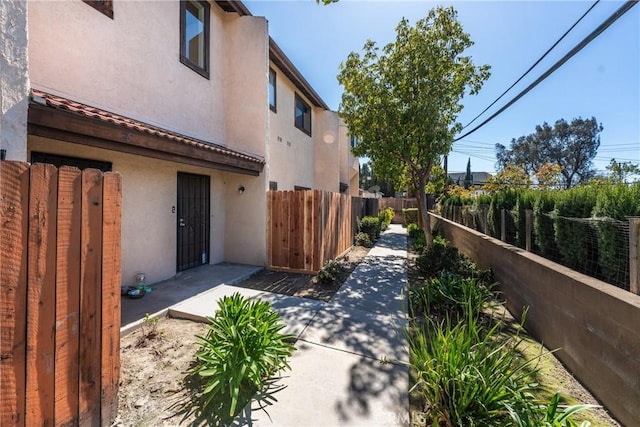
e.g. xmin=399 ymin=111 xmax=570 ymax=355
xmin=269 ymin=68 xmax=277 ymax=112
xmin=294 ymin=94 xmax=312 ymax=136
xmin=82 ymin=0 xmax=114 ymax=19
xmin=180 ymin=0 xmax=210 ymax=79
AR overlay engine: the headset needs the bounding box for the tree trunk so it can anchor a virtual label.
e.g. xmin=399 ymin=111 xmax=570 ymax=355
xmin=415 ymin=174 xmax=433 ymax=248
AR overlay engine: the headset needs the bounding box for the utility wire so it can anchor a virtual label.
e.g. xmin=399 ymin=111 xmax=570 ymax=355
xmin=460 ymin=0 xmax=601 ymax=131
xmin=454 ymin=0 xmax=639 ymax=143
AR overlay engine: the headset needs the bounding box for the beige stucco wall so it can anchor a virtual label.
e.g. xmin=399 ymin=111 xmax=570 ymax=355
xmin=27 ymin=1 xmax=271 ymax=275
xmin=314 ymin=109 xmax=340 ymax=193
xmin=27 ymin=136 xmax=250 ymax=285
xmin=267 ymin=63 xmax=314 ymax=190
xmin=1 ymin=0 xmax=29 ymax=161
xmin=27 ymin=0 xmax=265 ymax=158
xmin=220 ymin=13 xmax=269 ymax=265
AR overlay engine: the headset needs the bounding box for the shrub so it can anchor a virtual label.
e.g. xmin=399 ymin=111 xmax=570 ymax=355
xmin=359 ymin=216 xmax=381 ymax=242
xmin=407 ymin=315 xmax=539 ymax=426
xmin=415 ymin=236 xmax=460 ymax=278
xmin=407 ymin=223 xmax=426 ymax=251
xmin=403 ymin=208 xmax=419 ymax=226
xmin=187 ymin=293 xmax=295 ymax=424
xmin=410 ymin=275 xmax=494 ymax=321
xmin=317 ymin=259 xmax=342 ymax=284
xmin=378 ymin=207 xmax=395 ymax=230
xmin=354 ymin=231 xmax=372 ymax=248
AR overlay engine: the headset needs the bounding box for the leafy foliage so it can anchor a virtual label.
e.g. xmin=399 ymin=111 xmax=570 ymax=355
xmin=605 ymin=158 xmax=640 ymax=184
xmin=403 ymin=208 xmax=419 ymax=226
xmin=378 ymin=207 xmax=395 ymax=230
xmin=407 ymin=315 xmax=540 ymax=426
xmin=317 ymin=259 xmax=343 ymax=284
xmin=338 ymin=6 xmax=490 ymax=246
xmin=407 ymin=222 xmax=426 ymax=251
xmin=496 ymin=117 xmax=602 ymax=189
xmin=359 ymin=216 xmax=381 ymax=242
xmin=483 ymin=165 xmax=532 ymax=194
xmin=187 ymin=294 xmax=295 ymax=424
xmin=354 ymin=231 xmax=373 ymax=248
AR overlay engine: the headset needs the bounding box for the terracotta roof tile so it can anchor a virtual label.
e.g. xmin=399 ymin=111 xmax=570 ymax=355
xmin=31 ymin=89 xmax=265 ymax=165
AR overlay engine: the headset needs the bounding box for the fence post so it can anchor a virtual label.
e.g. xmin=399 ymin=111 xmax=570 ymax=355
xmin=525 ymin=209 xmax=533 ymax=252
xmin=630 ymin=217 xmax=640 ymax=295
xmin=501 ymin=209 xmax=506 ymax=242
xmin=483 ymin=206 xmax=488 ymax=235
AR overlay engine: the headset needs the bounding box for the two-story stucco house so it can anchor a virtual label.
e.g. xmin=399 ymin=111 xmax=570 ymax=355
xmin=2 ymin=0 xmax=358 ymax=285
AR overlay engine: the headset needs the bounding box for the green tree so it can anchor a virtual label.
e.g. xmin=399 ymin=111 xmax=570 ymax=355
xmin=464 ymin=157 xmax=473 ymax=189
xmin=606 ymin=158 xmax=640 ymax=184
xmin=482 ymin=165 xmax=531 ymax=194
xmin=338 ymin=7 xmax=490 ymax=246
xmin=496 ymin=117 xmax=602 ymax=189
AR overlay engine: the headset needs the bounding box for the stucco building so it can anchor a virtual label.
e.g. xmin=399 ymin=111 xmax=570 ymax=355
xmin=2 ymin=0 xmax=358 ymax=285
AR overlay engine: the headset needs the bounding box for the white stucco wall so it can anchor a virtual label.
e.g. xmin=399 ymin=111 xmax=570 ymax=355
xmin=28 ymin=136 xmax=234 ymax=285
xmin=1 ymin=0 xmax=29 ymax=161
xmin=268 ymin=63 xmax=315 ymax=190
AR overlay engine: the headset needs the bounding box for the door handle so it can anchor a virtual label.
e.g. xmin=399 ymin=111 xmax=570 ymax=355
xmin=179 ymin=218 xmax=186 ymax=227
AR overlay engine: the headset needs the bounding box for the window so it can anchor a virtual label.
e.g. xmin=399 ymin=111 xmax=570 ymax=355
xmin=180 ymin=0 xmax=210 ymax=78
xmin=350 ymin=136 xmax=357 ymax=149
xmin=294 ymin=94 xmax=311 ymax=136
xmin=83 ymin=0 xmax=113 ymax=19
xmin=269 ymin=68 xmax=277 ymax=112
xmin=269 ymin=181 xmax=278 ymax=191
xmin=31 ymin=152 xmax=112 ymax=172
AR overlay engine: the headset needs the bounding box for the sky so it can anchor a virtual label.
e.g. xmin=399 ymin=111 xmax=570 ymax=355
xmin=243 ymin=0 xmax=639 ymax=175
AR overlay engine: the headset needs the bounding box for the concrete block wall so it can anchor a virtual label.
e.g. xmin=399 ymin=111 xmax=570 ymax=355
xmin=430 ymin=213 xmax=640 ymax=426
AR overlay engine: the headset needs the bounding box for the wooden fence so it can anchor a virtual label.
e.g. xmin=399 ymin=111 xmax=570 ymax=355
xmin=268 ymin=190 xmax=362 ymax=273
xmin=1 ymin=161 xmax=122 ymax=426
xmin=378 ymin=198 xmax=419 ymax=224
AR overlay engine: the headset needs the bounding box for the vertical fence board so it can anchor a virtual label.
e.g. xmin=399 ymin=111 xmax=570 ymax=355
xmin=25 ymin=163 xmax=58 ymax=426
xmin=289 ymin=191 xmax=303 ymax=270
xmin=313 ymin=191 xmax=321 ymax=271
xmin=79 ymin=169 xmax=103 ymax=426
xmin=54 ymin=167 xmax=82 ymax=426
xmin=0 ymin=161 xmax=30 ymax=426
xmin=266 ymin=192 xmax=273 ymax=269
xmin=303 ymin=191 xmax=313 ymax=271
xmin=100 ymin=173 xmax=122 ymax=426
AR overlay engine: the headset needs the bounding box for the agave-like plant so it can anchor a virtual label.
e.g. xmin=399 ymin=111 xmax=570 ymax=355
xmin=187 ymin=293 xmax=295 ymax=425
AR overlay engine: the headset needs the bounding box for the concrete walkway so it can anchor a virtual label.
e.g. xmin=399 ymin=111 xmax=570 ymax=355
xmin=170 ymin=224 xmax=409 ymax=426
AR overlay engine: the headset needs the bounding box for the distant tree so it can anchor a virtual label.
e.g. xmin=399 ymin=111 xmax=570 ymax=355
xmin=535 ymin=162 xmax=562 ymax=189
xmin=606 ymin=158 xmax=640 ymax=184
xmin=338 ymin=6 xmax=489 ymax=246
xmin=496 ymin=117 xmax=602 ymax=189
xmin=464 ymin=157 xmax=473 ymax=189
xmin=483 ymin=165 xmax=531 ymax=194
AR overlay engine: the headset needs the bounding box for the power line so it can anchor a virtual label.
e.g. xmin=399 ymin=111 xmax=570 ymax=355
xmin=454 ymin=0 xmax=639 ymax=143
xmin=460 ymin=0 xmax=601 ymax=130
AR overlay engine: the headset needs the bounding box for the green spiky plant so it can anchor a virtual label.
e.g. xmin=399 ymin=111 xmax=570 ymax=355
xmin=186 ymin=293 xmax=295 ymax=425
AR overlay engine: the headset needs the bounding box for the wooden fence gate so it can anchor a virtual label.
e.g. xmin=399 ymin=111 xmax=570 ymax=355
xmin=268 ymin=190 xmax=356 ymax=273
xmin=1 ymin=161 xmax=122 ymax=426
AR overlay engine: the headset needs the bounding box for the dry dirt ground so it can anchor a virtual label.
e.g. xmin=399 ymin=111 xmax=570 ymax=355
xmin=115 ymin=244 xmax=619 ymax=426
xmin=115 ymin=246 xmax=369 ymax=426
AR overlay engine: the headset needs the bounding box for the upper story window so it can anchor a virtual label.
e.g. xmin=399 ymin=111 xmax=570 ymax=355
xmin=269 ymin=68 xmax=277 ymax=112
xmin=294 ymin=94 xmax=311 ymax=136
xmin=180 ymin=0 xmax=210 ymax=79
xmin=83 ymin=0 xmax=113 ymax=19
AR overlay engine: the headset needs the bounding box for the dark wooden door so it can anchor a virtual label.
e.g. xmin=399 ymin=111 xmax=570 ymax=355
xmin=177 ymin=172 xmax=210 ymax=271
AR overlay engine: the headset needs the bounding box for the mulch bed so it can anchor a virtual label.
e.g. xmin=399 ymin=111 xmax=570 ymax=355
xmin=233 ymin=246 xmax=371 ymax=302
